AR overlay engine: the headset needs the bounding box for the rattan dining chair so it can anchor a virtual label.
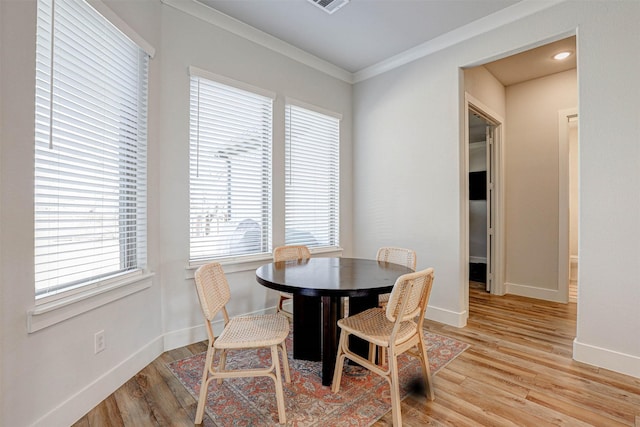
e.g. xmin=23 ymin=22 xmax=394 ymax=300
xmin=375 ymin=247 xmax=417 ymax=365
xmin=193 ymin=262 xmax=291 ymax=425
xmin=376 ymin=246 xmax=417 ymax=307
xmin=331 ymin=267 xmax=435 ymax=427
xmin=273 ymin=245 xmax=311 ymax=318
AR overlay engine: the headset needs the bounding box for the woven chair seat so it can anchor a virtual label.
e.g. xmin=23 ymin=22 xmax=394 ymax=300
xmin=215 ymin=314 xmax=290 ymax=350
xmin=337 ymin=307 xmax=418 ymax=347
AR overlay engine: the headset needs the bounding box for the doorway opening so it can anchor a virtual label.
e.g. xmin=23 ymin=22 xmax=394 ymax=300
xmin=568 ymin=115 xmax=579 ymax=302
xmin=466 ymin=100 xmax=502 ymax=295
xmin=468 ymin=110 xmax=491 ymax=290
xmin=559 ymin=109 xmax=579 ymax=302
xmin=463 ymin=35 xmax=577 ymax=308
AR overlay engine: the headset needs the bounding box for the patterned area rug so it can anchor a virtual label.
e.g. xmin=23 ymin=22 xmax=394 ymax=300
xmin=167 ymin=329 xmax=468 ymax=426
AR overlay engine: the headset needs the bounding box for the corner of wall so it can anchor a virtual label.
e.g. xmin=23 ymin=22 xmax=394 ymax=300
xmin=426 ymin=304 xmax=468 ymax=328
xmin=573 ymin=338 xmax=640 ymax=380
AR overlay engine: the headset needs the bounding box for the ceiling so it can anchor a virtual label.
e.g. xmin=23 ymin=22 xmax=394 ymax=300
xmin=483 ymin=36 xmax=576 ymax=86
xmin=197 ymin=0 xmax=520 ymax=73
xmin=195 ymin=0 xmax=576 ymax=85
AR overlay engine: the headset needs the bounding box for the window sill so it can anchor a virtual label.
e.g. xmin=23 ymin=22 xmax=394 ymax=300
xmin=187 ymin=253 xmax=274 ymax=278
xmin=185 ymin=247 xmax=344 ymax=279
xmin=27 ymin=272 xmax=154 ymax=333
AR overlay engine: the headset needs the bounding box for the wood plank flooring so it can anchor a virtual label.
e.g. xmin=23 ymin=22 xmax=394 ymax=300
xmin=73 ymin=283 xmax=640 ymax=426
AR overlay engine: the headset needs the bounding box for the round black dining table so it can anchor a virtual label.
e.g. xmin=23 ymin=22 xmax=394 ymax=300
xmin=255 ymin=257 xmax=413 ymax=386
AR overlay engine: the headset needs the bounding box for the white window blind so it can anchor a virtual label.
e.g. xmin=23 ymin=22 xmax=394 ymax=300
xmin=34 ymin=0 xmax=149 ymax=300
xmin=285 ymin=103 xmax=340 ymax=248
xmin=189 ymin=71 xmax=273 ymax=261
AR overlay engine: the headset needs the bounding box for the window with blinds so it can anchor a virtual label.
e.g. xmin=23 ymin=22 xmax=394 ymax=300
xmin=34 ymin=0 xmax=149 ymax=300
xmin=189 ymin=69 xmax=273 ymax=261
xmin=285 ymin=102 xmax=340 ymax=248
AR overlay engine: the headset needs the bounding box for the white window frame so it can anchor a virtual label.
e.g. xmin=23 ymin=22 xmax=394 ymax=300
xmin=284 ymin=98 xmax=341 ymax=250
xmin=31 ymin=0 xmax=154 ymax=320
xmin=188 ymin=66 xmax=275 ymax=264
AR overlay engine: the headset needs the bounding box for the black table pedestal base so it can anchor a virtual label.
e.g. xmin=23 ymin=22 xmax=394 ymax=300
xmin=256 ymin=258 xmax=409 ymax=388
xmin=292 ymin=294 xmax=377 ymax=386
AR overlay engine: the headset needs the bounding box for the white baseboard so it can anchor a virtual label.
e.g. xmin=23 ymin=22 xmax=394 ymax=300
xmin=27 ymin=302 xmax=468 ymax=427
xmin=469 ymin=256 xmax=487 ymax=264
xmin=32 ymin=336 xmax=164 ymax=427
xmin=425 ymin=304 xmax=468 ymax=328
xmin=573 ymin=338 xmax=640 ymax=379
xmin=163 ymin=324 xmax=208 ymax=352
xmin=505 ymin=282 xmax=566 ymax=303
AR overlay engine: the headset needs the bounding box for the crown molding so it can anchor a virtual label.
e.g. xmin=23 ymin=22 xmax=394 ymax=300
xmin=352 ymin=0 xmax=565 ymax=83
xmin=161 ymin=0 xmax=354 ymax=83
xmin=162 ymin=0 xmax=565 ymax=85
xmin=87 ymin=0 xmax=156 ymax=57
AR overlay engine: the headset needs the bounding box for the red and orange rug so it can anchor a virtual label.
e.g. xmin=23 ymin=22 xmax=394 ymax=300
xmin=167 ymin=329 xmax=468 ymax=426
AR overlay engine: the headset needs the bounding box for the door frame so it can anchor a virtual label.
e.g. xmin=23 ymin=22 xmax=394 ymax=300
xmin=558 ymin=108 xmax=578 ymax=303
xmin=464 ymin=93 xmax=505 ymax=297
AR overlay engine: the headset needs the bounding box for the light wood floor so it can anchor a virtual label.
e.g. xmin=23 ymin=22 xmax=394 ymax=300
xmin=73 ymin=283 xmax=640 ymax=427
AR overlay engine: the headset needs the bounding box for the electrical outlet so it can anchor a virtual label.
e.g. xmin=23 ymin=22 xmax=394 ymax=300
xmin=94 ymin=330 xmax=105 ymax=354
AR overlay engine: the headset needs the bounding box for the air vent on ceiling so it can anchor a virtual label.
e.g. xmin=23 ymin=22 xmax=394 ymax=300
xmin=308 ymin=0 xmax=349 ymax=15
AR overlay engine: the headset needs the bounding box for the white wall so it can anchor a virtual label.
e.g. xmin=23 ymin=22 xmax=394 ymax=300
xmin=573 ymin=1 xmax=640 ymax=375
xmin=504 ymin=69 xmax=577 ymax=298
xmin=1 ymin=1 xmax=164 ymax=426
xmin=0 ymin=0 xmax=4 ymax=415
xmin=464 ymin=65 xmax=506 ymax=118
xmin=0 ymin=1 xmax=352 ymax=426
xmin=353 ymin=52 xmax=467 ymax=326
xmin=353 ymin=1 xmax=640 ymax=377
xmin=465 ymin=66 xmax=504 ymax=274
xmin=2 ymin=1 xmax=640 ymax=425
xmin=157 ymin=2 xmax=353 ymax=347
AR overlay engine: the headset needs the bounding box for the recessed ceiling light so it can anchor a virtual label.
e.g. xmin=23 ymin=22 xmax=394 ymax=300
xmin=553 ymin=51 xmax=572 ymax=61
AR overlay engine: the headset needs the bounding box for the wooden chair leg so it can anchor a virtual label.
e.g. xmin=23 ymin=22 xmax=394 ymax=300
xmin=331 ymin=330 xmax=349 ymax=393
xmin=277 ymin=295 xmax=293 ymax=318
xmin=388 ymin=353 xmax=403 ymax=427
xmin=417 ymin=335 xmax=435 ymax=400
xmin=271 ymin=345 xmax=287 ymax=424
xmin=195 ymin=345 xmax=215 ymax=424
xmin=217 ymin=349 xmax=227 ymax=384
xmin=368 ymin=342 xmax=377 ymax=363
xmin=279 ymin=341 xmax=291 ymax=383
xmin=378 ymin=346 xmax=387 ymax=366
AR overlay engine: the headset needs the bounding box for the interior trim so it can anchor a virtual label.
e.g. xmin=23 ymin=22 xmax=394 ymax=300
xmin=87 ymin=0 xmax=156 ymax=57
xmin=505 ymin=281 xmax=566 ymax=303
xmin=186 ymin=247 xmax=343 ymax=277
xmin=573 ymin=338 xmax=640 ymax=379
xmin=161 ymin=0 xmax=353 ymax=83
xmin=425 ymin=305 xmax=468 ymax=328
xmin=351 ymin=0 xmax=565 ymax=82
xmin=28 ymin=273 xmax=154 ymax=333
xmin=161 ymin=0 xmax=563 ymax=84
